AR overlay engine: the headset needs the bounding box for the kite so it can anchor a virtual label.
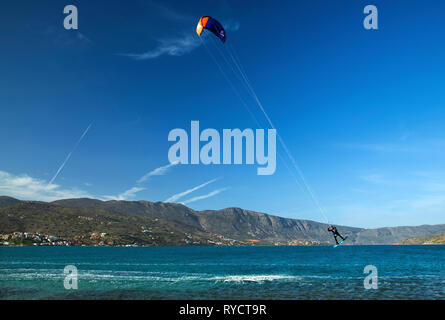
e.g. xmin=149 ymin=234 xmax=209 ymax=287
xmin=196 ymin=16 xmax=226 ymax=43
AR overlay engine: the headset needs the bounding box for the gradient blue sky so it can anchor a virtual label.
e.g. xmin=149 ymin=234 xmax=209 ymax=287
xmin=1 ymin=0 xmax=444 ymax=228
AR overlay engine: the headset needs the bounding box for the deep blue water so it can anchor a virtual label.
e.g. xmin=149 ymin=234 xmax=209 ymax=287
xmin=0 ymin=246 xmax=443 ymax=299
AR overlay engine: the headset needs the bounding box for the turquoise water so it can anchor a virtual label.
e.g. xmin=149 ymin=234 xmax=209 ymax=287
xmin=0 ymin=246 xmax=443 ymax=299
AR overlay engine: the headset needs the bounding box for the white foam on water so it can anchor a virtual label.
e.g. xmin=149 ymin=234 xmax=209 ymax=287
xmin=0 ymin=268 xmax=304 ymax=284
xmin=208 ymin=274 xmax=301 ymax=283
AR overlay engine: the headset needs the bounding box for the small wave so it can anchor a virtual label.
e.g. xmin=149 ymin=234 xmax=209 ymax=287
xmin=209 ymin=275 xmax=300 ymax=283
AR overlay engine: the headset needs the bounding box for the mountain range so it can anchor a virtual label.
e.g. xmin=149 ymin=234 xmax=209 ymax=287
xmin=1 ymin=196 xmax=444 ymax=245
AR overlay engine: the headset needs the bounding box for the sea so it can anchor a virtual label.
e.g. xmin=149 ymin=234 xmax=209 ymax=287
xmin=0 ymin=245 xmax=443 ymax=299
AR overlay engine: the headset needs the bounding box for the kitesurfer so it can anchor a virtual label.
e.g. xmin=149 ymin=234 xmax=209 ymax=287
xmin=327 ymin=225 xmax=345 ymax=245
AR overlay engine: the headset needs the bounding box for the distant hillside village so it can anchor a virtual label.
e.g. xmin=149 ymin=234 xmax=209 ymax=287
xmin=1 ymin=232 xmax=69 ymax=246
xmin=0 ymin=230 xmax=327 ymax=247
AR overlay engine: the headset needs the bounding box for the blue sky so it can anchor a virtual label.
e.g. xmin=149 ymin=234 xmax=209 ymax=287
xmin=1 ymin=0 xmax=444 ymax=228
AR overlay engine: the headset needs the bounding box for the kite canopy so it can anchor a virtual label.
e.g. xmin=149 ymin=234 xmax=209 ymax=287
xmin=196 ymin=16 xmax=226 ymax=43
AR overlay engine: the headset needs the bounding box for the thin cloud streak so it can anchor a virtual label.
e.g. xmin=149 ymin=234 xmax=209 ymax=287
xmin=137 ymin=161 xmax=178 ymax=183
xmin=103 ymin=186 xmax=145 ymax=201
xmin=77 ymin=32 xmax=92 ymax=44
xmin=360 ymin=174 xmax=394 ymax=185
xmin=48 ymin=123 xmax=92 ymax=185
xmin=181 ymin=188 xmax=227 ymax=205
xmin=144 ymin=0 xmax=193 ymax=22
xmin=337 ymin=142 xmax=419 ymax=153
xmin=104 ymin=162 xmax=178 ymax=201
xmin=121 ymin=20 xmax=239 ymax=60
xmin=121 ymin=34 xmax=201 ymax=60
xmin=165 ymin=178 xmax=220 ymax=202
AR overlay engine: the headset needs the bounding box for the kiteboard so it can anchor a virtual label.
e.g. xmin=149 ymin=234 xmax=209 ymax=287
xmin=333 ymin=236 xmax=348 ymax=248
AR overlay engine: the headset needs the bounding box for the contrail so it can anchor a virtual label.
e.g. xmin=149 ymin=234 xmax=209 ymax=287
xmin=181 ymin=187 xmax=228 ymax=205
xmin=165 ymin=178 xmax=220 ymax=202
xmin=137 ymin=161 xmax=179 ymax=184
xmin=48 ymin=123 xmax=92 ymax=186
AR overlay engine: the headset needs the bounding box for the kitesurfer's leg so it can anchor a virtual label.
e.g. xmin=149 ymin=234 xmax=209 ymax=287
xmin=334 ymin=231 xmax=345 ymax=241
xmin=334 ymin=235 xmax=339 ymax=245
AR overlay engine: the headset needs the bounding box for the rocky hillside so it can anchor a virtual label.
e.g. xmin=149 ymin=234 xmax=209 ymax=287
xmin=396 ymin=233 xmax=445 ymax=245
xmin=0 ymin=196 xmax=21 ymax=206
xmin=0 ymin=202 xmax=245 ymax=246
xmin=1 ymin=196 xmax=444 ymax=245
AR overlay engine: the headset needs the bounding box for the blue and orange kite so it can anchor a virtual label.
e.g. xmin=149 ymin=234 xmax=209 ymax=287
xmin=196 ymin=16 xmax=226 ymax=43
